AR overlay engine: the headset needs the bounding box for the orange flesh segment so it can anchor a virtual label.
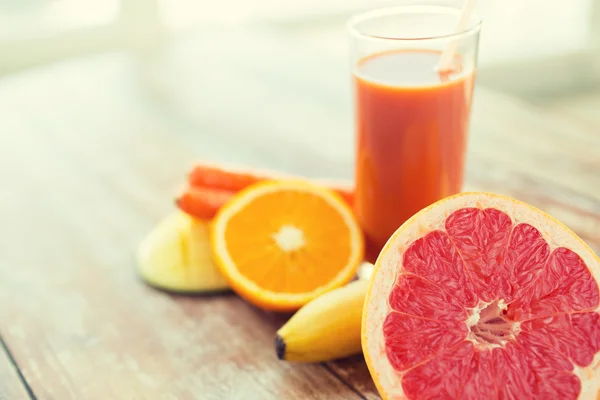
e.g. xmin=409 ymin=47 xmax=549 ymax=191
xmin=223 ymin=190 xmax=352 ymax=293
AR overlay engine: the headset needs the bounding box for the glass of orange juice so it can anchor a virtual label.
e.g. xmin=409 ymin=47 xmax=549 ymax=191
xmin=348 ymin=3 xmax=482 ymax=260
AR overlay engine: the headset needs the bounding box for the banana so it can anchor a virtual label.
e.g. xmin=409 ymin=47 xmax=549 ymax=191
xmin=136 ymin=211 xmax=229 ymax=293
xmin=275 ymin=276 xmax=369 ymax=363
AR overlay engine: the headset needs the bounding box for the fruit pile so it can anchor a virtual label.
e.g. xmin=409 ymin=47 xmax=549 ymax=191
xmin=138 ymin=162 xmax=367 ymax=362
xmin=137 ymin=162 xmax=600 ymax=399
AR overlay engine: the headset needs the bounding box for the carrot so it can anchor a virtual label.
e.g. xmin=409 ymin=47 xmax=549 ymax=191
xmin=177 ymin=183 xmax=354 ymax=221
xmin=188 ymin=164 xmax=265 ymax=192
xmin=187 ymin=162 xmax=354 ymax=206
xmin=176 ymin=186 xmax=235 ymax=220
xmin=177 ymin=165 xmax=371 ymax=255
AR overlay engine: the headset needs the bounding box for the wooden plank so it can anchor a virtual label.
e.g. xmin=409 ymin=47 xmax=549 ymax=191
xmin=326 ymin=357 xmax=380 ymax=400
xmin=468 ymin=90 xmax=600 ymax=202
xmin=529 ymin=90 xmax=600 ymax=133
xmin=0 ymin=341 xmax=30 ymax=400
xmin=0 ymin=56 xmax=360 ymax=400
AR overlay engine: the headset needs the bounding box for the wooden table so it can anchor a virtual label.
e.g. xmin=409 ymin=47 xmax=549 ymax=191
xmin=1 ymin=27 xmax=599 ymax=399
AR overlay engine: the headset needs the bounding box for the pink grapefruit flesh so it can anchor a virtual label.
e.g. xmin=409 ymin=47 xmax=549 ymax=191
xmin=362 ymin=192 xmax=600 ymax=400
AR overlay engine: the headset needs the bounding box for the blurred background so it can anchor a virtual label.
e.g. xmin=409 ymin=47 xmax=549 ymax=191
xmin=1 ymin=1 xmax=599 ymax=82
xmin=0 ymin=0 xmax=599 ymax=172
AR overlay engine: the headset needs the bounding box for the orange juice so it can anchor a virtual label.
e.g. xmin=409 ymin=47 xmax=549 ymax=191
xmin=354 ymin=50 xmax=475 ymax=258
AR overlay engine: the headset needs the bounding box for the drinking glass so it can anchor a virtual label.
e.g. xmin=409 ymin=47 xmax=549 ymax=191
xmin=348 ymin=3 xmax=482 ymax=260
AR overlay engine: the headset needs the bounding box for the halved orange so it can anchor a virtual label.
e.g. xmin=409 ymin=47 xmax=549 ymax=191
xmin=210 ymin=179 xmax=364 ymax=312
xmin=362 ymin=192 xmax=600 ymax=400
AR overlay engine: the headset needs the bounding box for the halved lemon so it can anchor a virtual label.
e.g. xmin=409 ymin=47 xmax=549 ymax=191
xmin=210 ymin=180 xmax=364 ymax=312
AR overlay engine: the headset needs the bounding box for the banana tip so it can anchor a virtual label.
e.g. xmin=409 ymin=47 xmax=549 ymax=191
xmin=275 ymin=334 xmax=285 ymax=360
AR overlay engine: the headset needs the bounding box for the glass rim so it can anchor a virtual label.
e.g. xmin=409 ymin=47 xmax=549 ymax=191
xmin=347 ymin=5 xmax=482 ymax=42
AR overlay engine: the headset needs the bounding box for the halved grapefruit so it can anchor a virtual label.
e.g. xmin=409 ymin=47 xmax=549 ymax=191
xmin=362 ymin=192 xmax=600 ymax=400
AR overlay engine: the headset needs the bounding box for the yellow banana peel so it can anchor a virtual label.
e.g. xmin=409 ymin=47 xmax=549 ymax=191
xmin=276 ymin=277 xmax=369 ymax=363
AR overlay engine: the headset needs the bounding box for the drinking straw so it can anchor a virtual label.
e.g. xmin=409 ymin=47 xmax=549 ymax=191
xmin=437 ymin=0 xmax=478 ymax=71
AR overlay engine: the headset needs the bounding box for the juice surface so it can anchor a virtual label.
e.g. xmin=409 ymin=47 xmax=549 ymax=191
xmin=354 ymin=50 xmax=475 ymax=259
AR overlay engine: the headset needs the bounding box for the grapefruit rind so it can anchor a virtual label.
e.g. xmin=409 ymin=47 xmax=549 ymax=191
xmin=211 ymin=179 xmax=364 ymax=311
xmin=362 ymin=192 xmax=600 ymax=400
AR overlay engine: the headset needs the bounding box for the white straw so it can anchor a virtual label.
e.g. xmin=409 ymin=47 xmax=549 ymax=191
xmin=437 ymin=0 xmax=478 ymax=71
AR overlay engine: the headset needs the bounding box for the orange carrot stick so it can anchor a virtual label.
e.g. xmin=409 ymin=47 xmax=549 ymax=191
xmin=187 ymin=162 xmax=354 ymax=206
xmin=176 ymin=186 xmax=235 ymax=220
xmin=179 ymin=163 xmax=375 ymax=258
xmin=188 ymin=164 xmax=265 ymax=192
xmin=177 ymin=183 xmax=354 ymax=221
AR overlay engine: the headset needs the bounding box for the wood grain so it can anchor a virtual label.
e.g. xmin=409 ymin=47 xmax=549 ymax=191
xmin=326 ymin=356 xmax=380 ymax=400
xmin=0 ymin=55 xmax=360 ymax=400
xmin=0 ymin=26 xmax=598 ymax=399
xmin=529 ymin=90 xmax=600 ymax=134
xmin=0 ymin=341 xmax=30 ymax=400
